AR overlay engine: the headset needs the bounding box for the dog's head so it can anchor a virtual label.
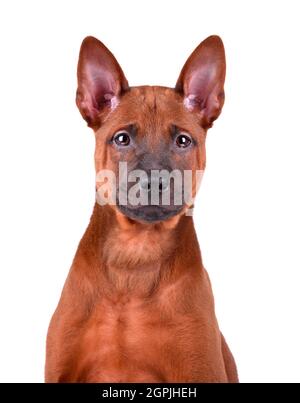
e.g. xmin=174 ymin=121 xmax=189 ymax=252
xmin=76 ymin=36 xmax=225 ymax=224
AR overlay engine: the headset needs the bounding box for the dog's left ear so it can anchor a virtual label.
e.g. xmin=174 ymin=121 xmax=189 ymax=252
xmin=176 ymin=35 xmax=226 ymax=128
xmin=76 ymin=36 xmax=129 ymax=129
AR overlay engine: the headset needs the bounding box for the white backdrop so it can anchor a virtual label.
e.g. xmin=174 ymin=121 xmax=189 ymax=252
xmin=0 ymin=0 xmax=299 ymax=383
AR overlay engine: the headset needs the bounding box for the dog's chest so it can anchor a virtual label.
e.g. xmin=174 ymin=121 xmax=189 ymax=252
xmin=73 ymin=297 xmax=211 ymax=382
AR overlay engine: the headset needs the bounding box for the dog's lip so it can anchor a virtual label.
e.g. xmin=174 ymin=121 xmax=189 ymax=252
xmin=117 ymin=204 xmax=183 ymax=223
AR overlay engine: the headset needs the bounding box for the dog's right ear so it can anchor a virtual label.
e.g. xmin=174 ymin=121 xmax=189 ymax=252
xmin=76 ymin=36 xmax=129 ymax=129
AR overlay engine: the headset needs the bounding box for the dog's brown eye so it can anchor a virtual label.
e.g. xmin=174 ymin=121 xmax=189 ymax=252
xmin=176 ymin=134 xmax=192 ymax=148
xmin=114 ymin=131 xmax=131 ymax=146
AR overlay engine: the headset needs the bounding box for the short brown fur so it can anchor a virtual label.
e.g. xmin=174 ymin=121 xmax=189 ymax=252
xmin=45 ymin=36 xmax=238 ymax=383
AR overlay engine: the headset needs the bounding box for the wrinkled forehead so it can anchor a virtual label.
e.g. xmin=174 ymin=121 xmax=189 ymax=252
xmin=97 ymin=86 xmax=203 ymax=141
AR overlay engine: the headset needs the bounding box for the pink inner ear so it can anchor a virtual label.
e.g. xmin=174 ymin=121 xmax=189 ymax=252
xmin=87 ymin=64 xmax=118 ymax=106
xmin=183 ymin=95 xmax=198 ymax=111
xmin=76 ymin=63 xmax=122 ymax=126
xmin=182 ymin=64 xmax=225 ymax=128
xmin=76 ymin=36 xmax=128 ymax=127
xmin=186 ymin=65 xmax=219 ymax=108
xmin=103 ymin=93 xmax=119 ymax=110
xmin=176 ymin=36 xmax=226 ymax=127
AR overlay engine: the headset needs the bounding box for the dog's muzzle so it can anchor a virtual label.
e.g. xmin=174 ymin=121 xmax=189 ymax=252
xmin=117 ymin=174 xmax=184 ymax=223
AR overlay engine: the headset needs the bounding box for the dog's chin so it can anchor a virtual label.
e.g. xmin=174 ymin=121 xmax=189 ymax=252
xmin=117 ymin=204 xmax=184 ymax=223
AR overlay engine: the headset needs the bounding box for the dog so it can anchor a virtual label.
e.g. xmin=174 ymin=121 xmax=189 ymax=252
xmin=45 ymin=35 xmax=238 ymax=383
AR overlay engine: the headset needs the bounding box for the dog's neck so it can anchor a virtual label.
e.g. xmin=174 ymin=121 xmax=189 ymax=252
xmin=73 ymin=203 xmax=203 ymax=297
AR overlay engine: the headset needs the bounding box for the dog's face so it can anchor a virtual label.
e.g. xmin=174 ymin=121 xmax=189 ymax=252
xmin=76 ymin=36 xmax=225 ymax=223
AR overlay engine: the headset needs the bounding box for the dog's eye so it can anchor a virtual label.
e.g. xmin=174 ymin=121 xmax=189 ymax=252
xmin=175 ymin=133 xmax=192 ymax=148
xmin=113 ymin=131 xmax=131 ymax=146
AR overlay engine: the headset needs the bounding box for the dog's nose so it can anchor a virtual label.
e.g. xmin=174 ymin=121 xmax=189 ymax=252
xmin=139 ymin=176 xmax=169 ymax=193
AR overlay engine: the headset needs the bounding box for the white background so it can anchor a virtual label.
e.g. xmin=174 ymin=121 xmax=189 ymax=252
xmin=0 ymin=0 xmax=299 ymax=383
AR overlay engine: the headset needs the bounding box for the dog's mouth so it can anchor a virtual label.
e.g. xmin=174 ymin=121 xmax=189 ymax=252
xmin=117 ymin=204 xmax=183 ymax=223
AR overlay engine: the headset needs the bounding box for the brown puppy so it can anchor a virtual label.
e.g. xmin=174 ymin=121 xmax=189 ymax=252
xmin=45 ymin=36 xmax=238 ymax=383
